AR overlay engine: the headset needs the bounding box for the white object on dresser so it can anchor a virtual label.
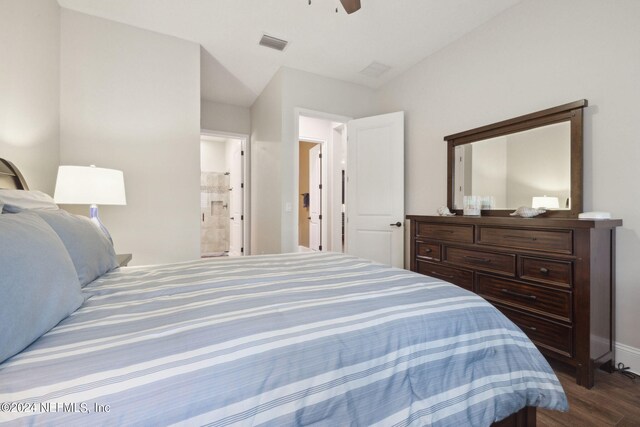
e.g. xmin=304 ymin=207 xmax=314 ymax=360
xmin=578 ymin=211 xmax=612 ymax=219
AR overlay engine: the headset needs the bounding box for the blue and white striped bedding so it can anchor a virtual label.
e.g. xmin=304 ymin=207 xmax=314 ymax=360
xmin=0 ymin=252 xmax=567 ymax=426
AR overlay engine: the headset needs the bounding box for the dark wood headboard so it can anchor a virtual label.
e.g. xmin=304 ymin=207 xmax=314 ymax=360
xmin=0 ymin=158 xmax=29 ymax=190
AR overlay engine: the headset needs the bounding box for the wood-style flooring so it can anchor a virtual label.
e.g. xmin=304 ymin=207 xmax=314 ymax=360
xmin=538 ymin=361 xmax=640 ymax=426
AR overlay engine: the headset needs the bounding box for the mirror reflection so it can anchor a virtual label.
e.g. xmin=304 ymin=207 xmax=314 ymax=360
xmin=452 ymin=122 xmax=571 ymax=210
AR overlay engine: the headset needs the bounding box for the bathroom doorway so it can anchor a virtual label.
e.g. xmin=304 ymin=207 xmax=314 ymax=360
xmin=200 ymin=132 xmax=248 ymax=257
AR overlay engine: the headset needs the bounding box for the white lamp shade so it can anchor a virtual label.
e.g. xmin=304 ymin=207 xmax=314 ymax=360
xmin=54 ymin=165 xmax=126 ymax=205
xmin=531 ymin=196 xmax=559 ymax=209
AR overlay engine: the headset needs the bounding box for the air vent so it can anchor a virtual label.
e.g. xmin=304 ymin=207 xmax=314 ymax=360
xmin=359 ymin=61 xmax=391 ymax=78
xmin=259 ymin=34 xmax=288 ymax=51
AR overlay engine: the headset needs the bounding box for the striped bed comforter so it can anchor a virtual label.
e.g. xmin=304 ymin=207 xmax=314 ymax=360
xmin=0 ymin=252 xmax=567 ymax=426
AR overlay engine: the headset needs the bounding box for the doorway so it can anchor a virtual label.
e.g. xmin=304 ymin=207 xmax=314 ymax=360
xmin=200 ymin=132 xmax=248 ymax=257
xmin=298 ymin=141 xmax=322 ymax=251
xmin=296 ymin=113 xmax=348 ymax=253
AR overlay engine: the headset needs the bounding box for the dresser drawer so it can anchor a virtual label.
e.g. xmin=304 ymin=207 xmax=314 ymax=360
xmin=415 ymin=242 xmax=441 ymax=261
xmin=444 ymin=246 xmax=515 ymax=276
xmin=416 ymin=260 xmax=473 ymax=291
xmin=497 ymin=305 xmax=573 ymax=358
xmin=477 ymin=274 xmax=572 ymax=322
xmin=416 ymin=223 xmax=473 ymax=244
xmin=520 ymin=256 xmax=572 ymax=288
xmin=478 ymin=226 xmax=573 ymax=254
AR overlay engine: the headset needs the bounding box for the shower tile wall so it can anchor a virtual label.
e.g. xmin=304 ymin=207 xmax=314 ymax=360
xmin=201 ymin=172 xmax=230 ymax=256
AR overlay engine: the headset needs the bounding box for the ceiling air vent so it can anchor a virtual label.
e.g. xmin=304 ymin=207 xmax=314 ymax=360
xmin=359 ymin=61 xmax=391 ymax=78
xmin=259 ymin=34 xmax=288 ymax=51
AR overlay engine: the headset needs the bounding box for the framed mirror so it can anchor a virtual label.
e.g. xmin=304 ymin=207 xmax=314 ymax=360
xmin=445 ymin=100 xmax=587 ymax=217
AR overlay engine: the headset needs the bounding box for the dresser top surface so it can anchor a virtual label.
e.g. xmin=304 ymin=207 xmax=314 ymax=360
xmin=406 ymin=215 xmax=622 ymax=229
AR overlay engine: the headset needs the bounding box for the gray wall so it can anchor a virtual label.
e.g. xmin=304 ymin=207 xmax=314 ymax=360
xmin=201 ymin=100 xmax=250 ymax=136
xmin=375 ymin=0 xmax=640 ymax=361
xmin=506 ymin=122 xmax=570 ymax=208
xmin=60 ymin=9 xmax=201 ymax=265
xmin=0 ymin=0 xmax=60 ymax=194
xmin=249 ymin=70 xmax=283 ymax=254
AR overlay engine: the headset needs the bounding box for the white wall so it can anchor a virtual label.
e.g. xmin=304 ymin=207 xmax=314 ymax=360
xmin=60 ymin=9 xmax=201 ymax=265
xmin=0 ymin=0 xmax=60 ymax=194
xmin=201 ymin=100 xmax=250 ymax=136
xmin=376 ymin=0 xmax=640 ymax=361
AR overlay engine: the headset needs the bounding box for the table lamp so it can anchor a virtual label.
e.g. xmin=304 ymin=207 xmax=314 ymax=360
xmin=54 ymin=165 xmax=126 ymax=244
xmin=531 ymin=196 xmax=559 ymax=210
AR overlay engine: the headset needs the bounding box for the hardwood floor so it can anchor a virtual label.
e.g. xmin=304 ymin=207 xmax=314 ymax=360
xmin=538 ymin=361 xmax=640 ymax=426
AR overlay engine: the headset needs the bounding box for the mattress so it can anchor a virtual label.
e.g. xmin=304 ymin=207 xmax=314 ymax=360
xmin=0 ymin=252 xmax=567 ymax=426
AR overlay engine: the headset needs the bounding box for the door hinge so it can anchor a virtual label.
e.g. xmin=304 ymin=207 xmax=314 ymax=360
xmin=241 ymin=215 xmax=244 ymax=220
xmin=319 ymin=214 xmax=322 ymax=220
xmin=241 ymin=247 xmax=244 ymax=253
xmin=241 ymin=183 xmax=244 ymax=189
xmin=241 ymin=150 xmax=244 ymax=155
xmin=319 ymin=184 xmax=322 ymax=189
xmin=319 ymin=153 xmax=322 ymax=159
xmin=319 ymin=245 xmax=323 ymax=251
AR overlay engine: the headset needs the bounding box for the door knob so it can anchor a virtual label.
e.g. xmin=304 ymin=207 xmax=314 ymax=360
xmin=390 ymin=221 xmax=402 ymax=227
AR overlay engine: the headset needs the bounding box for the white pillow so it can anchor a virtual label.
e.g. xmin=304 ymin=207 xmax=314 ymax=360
xmin=0 ymin=189 xmax=59 ymax=213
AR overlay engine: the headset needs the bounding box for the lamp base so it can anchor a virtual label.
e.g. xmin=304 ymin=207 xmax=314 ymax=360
xmin=89 ymin=204 xmax=113 ymax=245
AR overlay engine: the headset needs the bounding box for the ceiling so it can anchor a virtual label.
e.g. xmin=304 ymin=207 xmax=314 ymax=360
xmin=57 ymin=0 xmax=522 ymax=107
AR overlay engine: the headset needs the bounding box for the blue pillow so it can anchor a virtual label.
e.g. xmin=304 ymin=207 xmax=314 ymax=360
xmin=0 ymin=189 xmax=59 ymax=213
xmin=32 ymin=210 xmax=118 ymax=287
xmin=0 ymin=212 xmax=84 ymax=364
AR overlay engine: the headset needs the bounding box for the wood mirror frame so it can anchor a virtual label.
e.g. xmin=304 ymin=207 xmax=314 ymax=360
xmin=445 ymin=99 xmax=587 ymax=217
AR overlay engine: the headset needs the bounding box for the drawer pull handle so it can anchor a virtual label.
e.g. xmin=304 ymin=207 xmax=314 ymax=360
xmin=501 ymin=288 xmax=537 ymax=300
xmin=539 ymin=267 xmax=550 ymax=275
xmin=464 ymin=255 xmax=491 ymax=264
xmin=422 ymin=248 xmax=433 ymax=253
xmin=436 ymin=230 xmax=454 ymax=234
xmin=524 ymin=325 xmax=537 ymax=332
xmin=431 ymin=271 xmax=455 ymax=279
xmin=504 ymin=235 xmax=537 ymax=241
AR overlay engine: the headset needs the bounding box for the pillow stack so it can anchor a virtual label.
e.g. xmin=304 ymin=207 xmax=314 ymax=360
xmin=0 ymin=189 xmax=59 ymax=213
xmin=0 ymin=190 xmax=119 ymax=364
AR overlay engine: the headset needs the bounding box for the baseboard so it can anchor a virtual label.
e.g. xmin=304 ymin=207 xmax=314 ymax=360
xmin=615 ymin=342 xmax=640 ymax=374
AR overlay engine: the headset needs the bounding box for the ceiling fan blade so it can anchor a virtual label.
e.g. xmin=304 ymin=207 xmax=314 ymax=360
xmin=340 ymin=0 xmax=361 ymax=14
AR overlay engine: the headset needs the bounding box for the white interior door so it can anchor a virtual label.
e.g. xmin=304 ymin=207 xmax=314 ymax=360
xmin=309 ymin=144 xmax=322 ymax=251
xmin=229 ymin=141 xmax=243 ymax=256
xmin=346 ymin=111 xmax=404 ymax=267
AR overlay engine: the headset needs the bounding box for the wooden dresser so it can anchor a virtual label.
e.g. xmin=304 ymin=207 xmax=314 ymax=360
xmin=407 ymin=215 xmax=621 ymax=388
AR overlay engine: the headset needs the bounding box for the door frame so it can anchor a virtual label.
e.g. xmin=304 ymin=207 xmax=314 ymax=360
xmin=293 ymin=108 xmax=351 ymax=253
xmin=200 ymin=129 xmax=251 ymax=255
xmin=298 ymin=138 xmax=325 ymax=250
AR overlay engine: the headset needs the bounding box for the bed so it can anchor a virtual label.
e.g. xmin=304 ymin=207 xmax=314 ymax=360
xmin=0 ymin=158 xmax=567 ymax=426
